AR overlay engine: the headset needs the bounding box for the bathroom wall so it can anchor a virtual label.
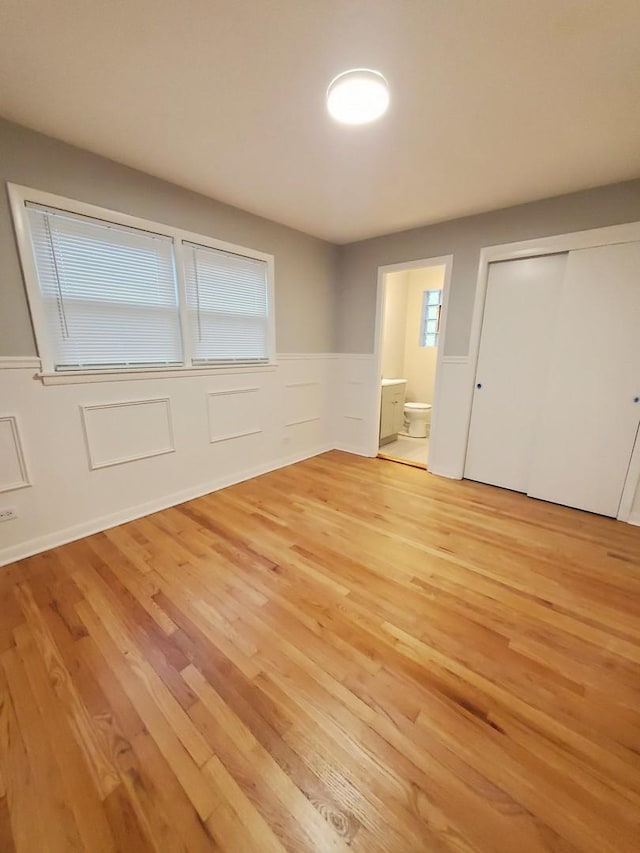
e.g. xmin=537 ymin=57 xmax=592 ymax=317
xmin=380 ymin=271 xmax=409 ymax=379
xmin=403 ymin=266 xmax=445 ymax=404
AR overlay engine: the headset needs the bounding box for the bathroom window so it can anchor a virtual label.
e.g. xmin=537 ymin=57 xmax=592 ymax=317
xmin=420 ymin=289 xmax=442 ymax=348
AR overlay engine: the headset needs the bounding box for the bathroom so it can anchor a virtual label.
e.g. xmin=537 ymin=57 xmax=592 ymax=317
xmin=378 ymin=263 xmax=445 ymax=468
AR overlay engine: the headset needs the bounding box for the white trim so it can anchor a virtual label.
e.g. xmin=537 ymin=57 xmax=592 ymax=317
xmin=276 ymin=353 xmax=375 ymax=361
xmin=37 ymin=364 xmax=277 ymax=385
xmin=8 ymin=183 xmax=275 ymax=264
xmin=371 ymin=255 xmax=454 ymax=461
xmin=333 ymin=442 xmax=370 ymax=457
xmin=209 ymin=429 xmax=263 ymax=444
xmin=0 ymin=416 xmax=31 ymax=493
xmin=336 ymin=353 xmax=376 ymax=360
xmin=0 ymin=357 xmax=41 ymax=370
xmin=7 ymin=182 xmax=277 ymax=374
xmin=80 ymin=397 xmax=175 ymax=470
xmin=617 ymin=424 xmax=640 ymax=522
xmin=173 ymin=238 xmax=193 ymax=368
xmin=285 ymin=416 xmax=322 ymax=427
xmin=206 ymin=386 xmax=261 ymax=444
xmin=0 ymin=443 xmax=333 ymax=567
xmin=440 ymin=355 xmax=469 ymax=365
xmin=206 ymin=386 xmax=260 ymax=397
xmin=463 ymin=219 xmax=640 ymax=522
xmin=285 ymin=380 xmax=321 ymax=388
xmin=277 ymin=353 xmax=339 ymax=360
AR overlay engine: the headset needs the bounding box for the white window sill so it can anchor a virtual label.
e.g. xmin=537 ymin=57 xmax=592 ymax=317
xmin=37 ymin=363 xmax=278 ymax=385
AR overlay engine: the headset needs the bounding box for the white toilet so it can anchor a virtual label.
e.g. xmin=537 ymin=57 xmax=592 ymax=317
xmin=403 ymin=402 xmax=432 ymax=437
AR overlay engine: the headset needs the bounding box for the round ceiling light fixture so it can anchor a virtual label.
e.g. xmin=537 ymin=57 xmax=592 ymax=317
xmin=326 ymin=68 xmax=390 ymax=125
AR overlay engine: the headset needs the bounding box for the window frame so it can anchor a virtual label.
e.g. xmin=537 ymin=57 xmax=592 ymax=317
xmin=8 ymin=183 xmax=276 ymax=380
xmin=419 ymin=288 xmax=442 ymax=348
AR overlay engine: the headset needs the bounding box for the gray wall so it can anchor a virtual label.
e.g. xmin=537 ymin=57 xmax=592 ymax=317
xmin=0 ymin=118 xmax=338 ymax=356
xmin=336 ymin=180 xmax=640 ymax=356
xmin=3 ymin=117 xmax=640 ymax=360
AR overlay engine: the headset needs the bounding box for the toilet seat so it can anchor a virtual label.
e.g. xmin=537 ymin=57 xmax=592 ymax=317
xmin=403 ymin=402 xmax=432 ymax=438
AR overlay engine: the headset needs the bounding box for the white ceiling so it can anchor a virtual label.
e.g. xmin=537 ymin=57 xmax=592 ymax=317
xmin=0 ymin=0 xmax=639 ymax=243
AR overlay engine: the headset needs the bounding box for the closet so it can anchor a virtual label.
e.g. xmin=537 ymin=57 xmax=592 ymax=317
xmin=465 ymin=240 xmax=640 ymax=518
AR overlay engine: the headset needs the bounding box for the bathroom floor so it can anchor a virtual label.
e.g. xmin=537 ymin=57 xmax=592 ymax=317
xmin=379 ymin=434 xmax=429 ymax=467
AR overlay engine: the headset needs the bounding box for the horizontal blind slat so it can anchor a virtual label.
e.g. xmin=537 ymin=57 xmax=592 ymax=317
xmin=184 ymin=241 xmax=269 ymax=363
xmin=27 ymin=205 xmax=182 ymax=369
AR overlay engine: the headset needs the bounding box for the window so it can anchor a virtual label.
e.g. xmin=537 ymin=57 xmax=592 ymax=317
xmin=10 ymin=185 xmax=274 ymax=375
xmin=420 ymin=288 xmax=442 ymax=347
xmin=26 ymin=204 xmax=182 ymax=370
xmin=183 ymin=242 xmax=269 ymax=364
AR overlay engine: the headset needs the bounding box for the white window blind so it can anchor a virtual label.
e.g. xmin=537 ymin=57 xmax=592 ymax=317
xmin=26 ymin=203 xmax=182 ymax=370
xmin=183 ymin=241 xmax=270 ymax=364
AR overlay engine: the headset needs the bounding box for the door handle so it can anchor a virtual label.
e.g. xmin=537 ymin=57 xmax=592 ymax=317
xmin=476 ymin=383 xmax=482 ymax=389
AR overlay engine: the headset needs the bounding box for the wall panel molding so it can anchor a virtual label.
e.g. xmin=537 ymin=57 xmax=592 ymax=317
xmin=207 ymin=386 xmax=262 ymax=444
xmin=285 ymin=416 xmax=321 ymax=427
xmin=2 ymin=347 xmax=640 ymax=568
xmin=284 ymin=379 xmax=322 ymax=428
xmin=0 ymin=416 xmax=31 ymax=492
xmin=81 ymin=397 xmax=175 ymax=470
xmin=0 ymin=440 xmax=334 ymax=567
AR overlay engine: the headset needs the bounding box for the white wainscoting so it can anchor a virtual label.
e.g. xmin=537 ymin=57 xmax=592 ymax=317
xmin=207 ymin=386 xmax=262 ymax=443
xmin=2 ymin=350 xmax=639 ymax=566
xmin=0 ymin=416 xmax=31 ymax=493
xmin=284 ymin=381 xmax=322 ymax=427
xmin=332 ymin=354 xmax=378 ymax=456
xmin=330 ymin=353 xmax=478 ymax=477
xmin=279 ymin=355 xmax=334 ymax=461
xmin=0 ymin=355 xmax=334 ymax=566
xmin=81 ymin=397 xmax=175 ymax=469
xmin=427 ymin=356 xmax=475 ymax=479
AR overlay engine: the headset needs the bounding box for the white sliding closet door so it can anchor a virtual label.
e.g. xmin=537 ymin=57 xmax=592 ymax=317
xmin=465 ymin=254 xmax=567 ymax=491
xmin=527 ymin=241 xmax=640 ymax=517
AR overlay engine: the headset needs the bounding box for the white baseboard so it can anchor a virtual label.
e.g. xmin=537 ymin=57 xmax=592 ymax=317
xmin=0 ymin=443 xmax=334 ymax=568
xmin=333 ymin=442 xmax=374 ymax=457
xmin=627 ymin=511 xmax=640 ymax=527
xmin=427 ymin=465 xmax=463 ymax=480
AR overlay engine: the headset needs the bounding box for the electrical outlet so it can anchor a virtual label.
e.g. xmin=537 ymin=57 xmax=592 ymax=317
xmin=0 ymin=508 xmax=17 ymax=522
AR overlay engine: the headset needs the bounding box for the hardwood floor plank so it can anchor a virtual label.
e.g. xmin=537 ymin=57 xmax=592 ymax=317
xmin=75 ymin=599 xmax=220 ymax=821
xmin=13 ymin=622 xmax=117 ymax=852
xmin=0 ymin=659 xmax=52 ymax=853
xmin=0 ymin=451 xmax=638 ymax=851
xmin=72 ymin=565 xmax=211 ymax=766
xmin=79 ymin=635 xmax=218 ymax=853
xmin=1 ymin=646 xmax=84 ymax=851
xmin=14 ymin=582 xmax=120 ymax=800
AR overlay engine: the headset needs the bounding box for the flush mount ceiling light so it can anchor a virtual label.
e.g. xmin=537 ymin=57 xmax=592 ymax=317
xmin=327 ymin=68 xmax=390 ymax=125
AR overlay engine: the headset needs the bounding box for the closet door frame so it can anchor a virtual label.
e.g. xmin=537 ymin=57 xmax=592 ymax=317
xmin=464 ymin=219 xmax=640 ymax=523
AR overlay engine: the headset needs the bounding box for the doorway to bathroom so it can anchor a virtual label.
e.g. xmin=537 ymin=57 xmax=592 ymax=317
xmin=373 ymin=256 xmax=453 ymax=470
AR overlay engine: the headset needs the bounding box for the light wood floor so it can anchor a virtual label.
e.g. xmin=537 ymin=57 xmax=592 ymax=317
xmin=1 ymin=451 xmax=639 ymax=852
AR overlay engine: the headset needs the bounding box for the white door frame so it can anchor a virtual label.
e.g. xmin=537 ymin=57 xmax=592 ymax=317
xmin=369 ymin=255 xmax=454 ymax=461
xmin=464 ymin=219 xmax=640 ymax=522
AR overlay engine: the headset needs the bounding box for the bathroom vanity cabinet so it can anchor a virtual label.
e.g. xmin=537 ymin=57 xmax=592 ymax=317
xmin=379 ymin=379 xmax=406 ymax=445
